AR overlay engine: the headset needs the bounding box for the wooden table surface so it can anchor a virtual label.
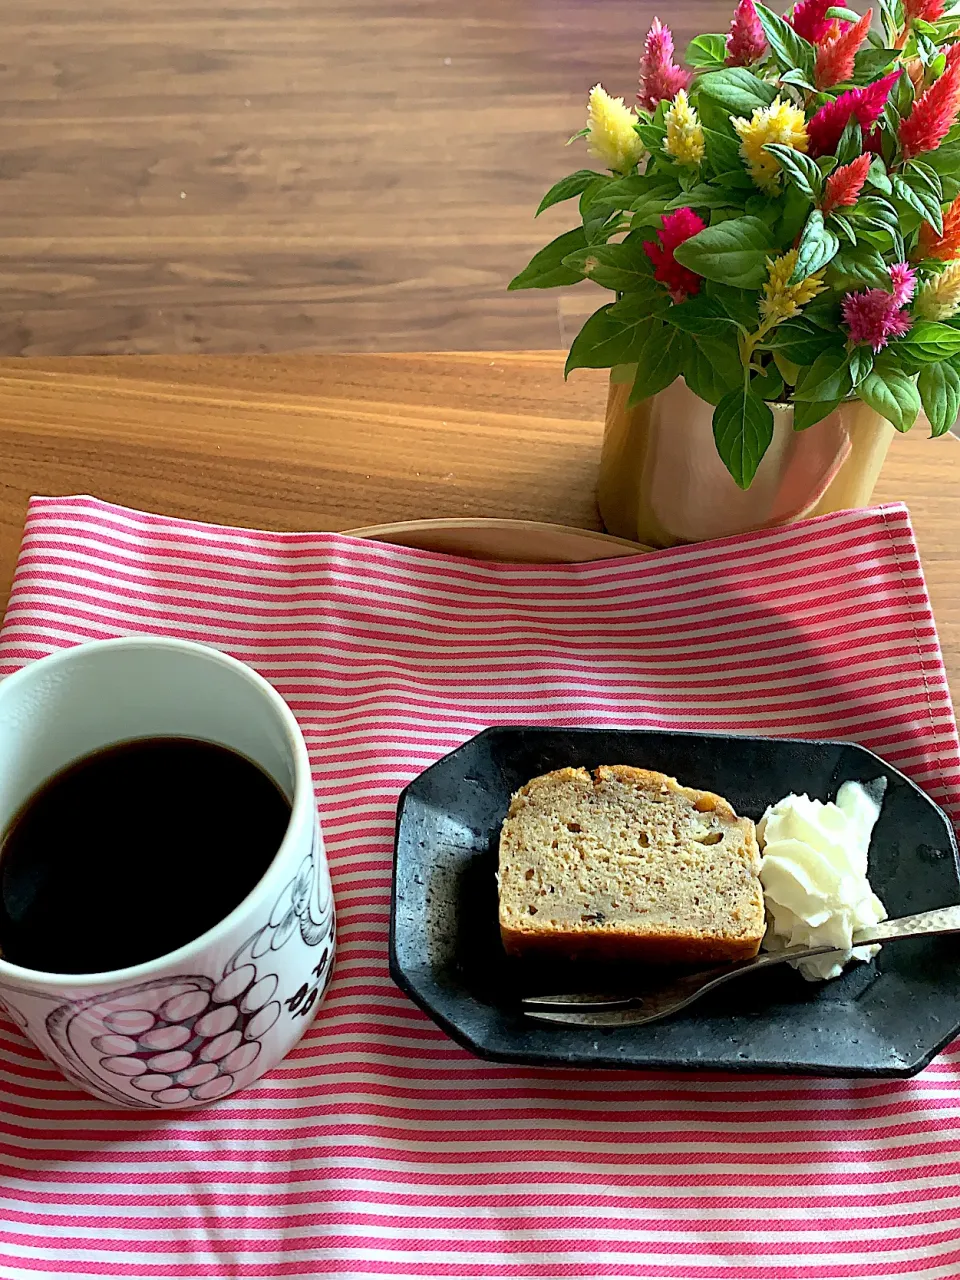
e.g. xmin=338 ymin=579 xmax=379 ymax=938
xmin=0 ymin=0 xmax=730 ymax=357
xmin=0 ymin=350 xmax=957 ymax=711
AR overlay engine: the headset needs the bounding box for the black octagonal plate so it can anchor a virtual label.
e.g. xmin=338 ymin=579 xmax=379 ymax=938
xmin=390 ymin=727 xmax=960 ymax=1077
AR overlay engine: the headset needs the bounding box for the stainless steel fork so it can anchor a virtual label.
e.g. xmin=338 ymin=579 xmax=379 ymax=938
xmin=522 ymin=904 xmax=960 ymax=1028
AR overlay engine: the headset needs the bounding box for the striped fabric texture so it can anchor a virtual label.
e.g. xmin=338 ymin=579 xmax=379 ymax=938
xmin=0 ymin=494 xmax=959 ymax=1280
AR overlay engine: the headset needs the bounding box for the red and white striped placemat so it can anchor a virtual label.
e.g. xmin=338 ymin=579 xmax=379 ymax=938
xmin=1 ymin=494 xmax=960 ymax=1280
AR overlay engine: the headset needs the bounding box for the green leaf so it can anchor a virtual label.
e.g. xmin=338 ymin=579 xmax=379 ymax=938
xmin=663 ymin=184 xmax=742 ymax=212
xmin=702 ymin=128 xmax=744 ymax=175
xmin=697 ymin=67 xmax=778 ymax=116
xmin=849 ymin=347 xmax=874 ymax=388
xmin=596 ymin=174 xmax=672 ymax=210
xmin=892 ymin=172 xmax=944 ymax=235
xmin=802 ymin=295 xmax=844 ymax=329
xmin=866 ymin=156 xmax=893 ymax=196
xmin=773 ymin=348 xmax=801 ymax=386
xmin=706 ymin=281 xmax=762 ymax=328
xmin=895 ymin=64 xmax=915 ymax=115
xmin=509 ymin=228 xmax=588 ymax=290
xmin=672 ymin=215 xmax=776 ymax=288
xmin=753 ymin=3 xmax=815 ymax=75
xmin=535 ymin=170 xmax=601 ymax=216
xmin=628 ymin=322 xmax=688 ymax=404
xmin=563 ymin=236 xmax=657 ymax=292
xmin=764 ymin=143 xmax=822 ymax=201
xmin=565 ymin=302 xmax=651 ymax=373
xmin=636 ymin=122 xmax=667 ymax=152
xmin=779 ymin=67 xmax=818 ymax=91
xmin=713 ymin=168 xmax=758 ymax=191
xmin=853 ymin=47 xmax=900 ymax=81
xmin=765 ymin=318 xmax=834 ymax=364
xmin=908 ymin=159 xmax=943 ymax=202
xmin=898 ymin=319 xmax=960 ymax=362
xmin=858 ymin=363 xmax=921 ymax=431
xmin=923 ymin=141 xmax=960 ymax=179
xmin=831 ymin=213 xmax=857 ymax=244
xmin=853 ymin=196 xmax=901 ymax=230
xmin=778 ymin=184 xmax=813 ymax=244
xmin=918 ymin=361 xmax=960 ymax=436
xmin=790 ymin=210 xmax=840 ymax=282
xmin=829 ymin=245 xmax=891 ymax=287
xmin=685 ymin=33 xmax=728 ymax=68
xmin=713 ymin=386 xmax=775 ymax=488
xmin=837 ymin=119 xmax=863 ymax=166
xmin=579 ymin=177 xmax=610 ymax=217
xmin=583 ymin=204 xmax=623 ymax=244
xmin=628 ymin=178 xmax=682 ymax=226
xmin=794 ymin=348 xmax=853 ymax=402
xmin=681 ymin=333 xmax=743 ymax=404
xmin=666 ymin=293 xmax=744 ymax=336
xmin=793 ymin=397 xmax=843 ymax=430
xmin=752 ymin=361 xmax=785 ymax=401
xmin=746 ymin=191 xmax=786 ymax=226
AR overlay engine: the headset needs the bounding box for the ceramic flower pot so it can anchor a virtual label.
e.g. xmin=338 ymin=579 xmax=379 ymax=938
xmin=598 ymin=371 xmax=895 ymax=548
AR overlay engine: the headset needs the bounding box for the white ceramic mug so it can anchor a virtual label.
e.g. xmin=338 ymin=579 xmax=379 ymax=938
xmin=0 ymin=637 xmax=335 ymax=1109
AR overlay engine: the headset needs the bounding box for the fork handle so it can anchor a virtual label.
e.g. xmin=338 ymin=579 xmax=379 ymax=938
xmin=851 ymin=903 xmax=960 ymax=946
xmin=523 ymin=903 xmax=960 ymax=1013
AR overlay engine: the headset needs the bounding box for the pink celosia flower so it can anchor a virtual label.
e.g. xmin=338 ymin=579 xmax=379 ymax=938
xmin=904 ymin=0 xmax=946 ymax=20
xmin=899 ymin=42 xmax=960 ymax=159
xmin=821 ymin=152 xmax=872 ymax=215
xmin=807 ymin=71 xmax=900 ymax=155
xmin=815 ymin=9 xmax=873 ymax=89
xmin=889 ymin=262 xmax=917 ymax=306
xmin=725 ymin=0 xmax=767 ymax=66
xmin=638 ymin=18 xmax=691 ymax=112
xmin=842 ymin=264 xmax=915 ymax=350
xmin=788 ymin=0 xmax=848 ymax=44
xmin=643 ymin=207 xmax=706 ymax=301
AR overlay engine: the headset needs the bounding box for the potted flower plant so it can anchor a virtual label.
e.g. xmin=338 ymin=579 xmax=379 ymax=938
xmin=510 ymin=0 xmax=960 ymax=546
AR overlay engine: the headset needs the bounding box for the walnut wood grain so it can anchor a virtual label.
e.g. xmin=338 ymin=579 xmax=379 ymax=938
xmin=0 ymin=0 xmax=730 ymax=355
xmin=0 ymin=351 xmax=956 ymax=714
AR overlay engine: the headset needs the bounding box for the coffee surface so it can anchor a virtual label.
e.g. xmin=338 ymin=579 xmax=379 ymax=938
xmin=0 ymin=737 xmax=291 ymax=974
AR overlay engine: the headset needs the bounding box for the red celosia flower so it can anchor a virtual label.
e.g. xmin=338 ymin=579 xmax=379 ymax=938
xmin=821 ymin=152 xmax=872 ymax=215
xmin=638 ymin=18 xmax=691 ymax=112
xmin=807 ymin=71 xmax=900 ymax=155
xmin=726 ymin=0 xmax=767 ymax=66
xmin=643 ymin=207 xmax=706 ymax=302
xmin=916 ymin=195 xmax=960 ymax=259
xmin=899 ymin=42 xmax=960 ymax=159
xmin=904 ymin=0 xmax=946 ymax=20
xmin=863 ymin=125 xmax=885 ymax=155
xmin=815 ymin=10 xmax=873 ymax=89
xmin=788 ymin=0 xmax=848 ymax=44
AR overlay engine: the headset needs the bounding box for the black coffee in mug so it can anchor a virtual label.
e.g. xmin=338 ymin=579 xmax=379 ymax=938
xmin=0 ymin=737 xmax=292 ymax=974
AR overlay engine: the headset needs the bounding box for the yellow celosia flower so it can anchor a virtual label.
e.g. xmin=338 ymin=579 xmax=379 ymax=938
xmin=586 ymin=84 xmax=644 ymax=175
xmin=760 ymin=251 xmax=825 ymax=324
xmin=915 ymin=261 xmax=960 ymax=320
xmin=732 ymin=96 xmax=809 ymax=193
xmin=664 ymin=89 xmax=704 ymax=166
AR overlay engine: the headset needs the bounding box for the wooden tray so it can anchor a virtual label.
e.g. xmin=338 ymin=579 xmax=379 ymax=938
xmin=342 ymin=518 xmax=650 ymax=563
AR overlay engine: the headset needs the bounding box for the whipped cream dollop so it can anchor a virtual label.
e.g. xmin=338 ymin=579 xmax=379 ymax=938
xmin=758 ymin=780 xmax=887 ymax=981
